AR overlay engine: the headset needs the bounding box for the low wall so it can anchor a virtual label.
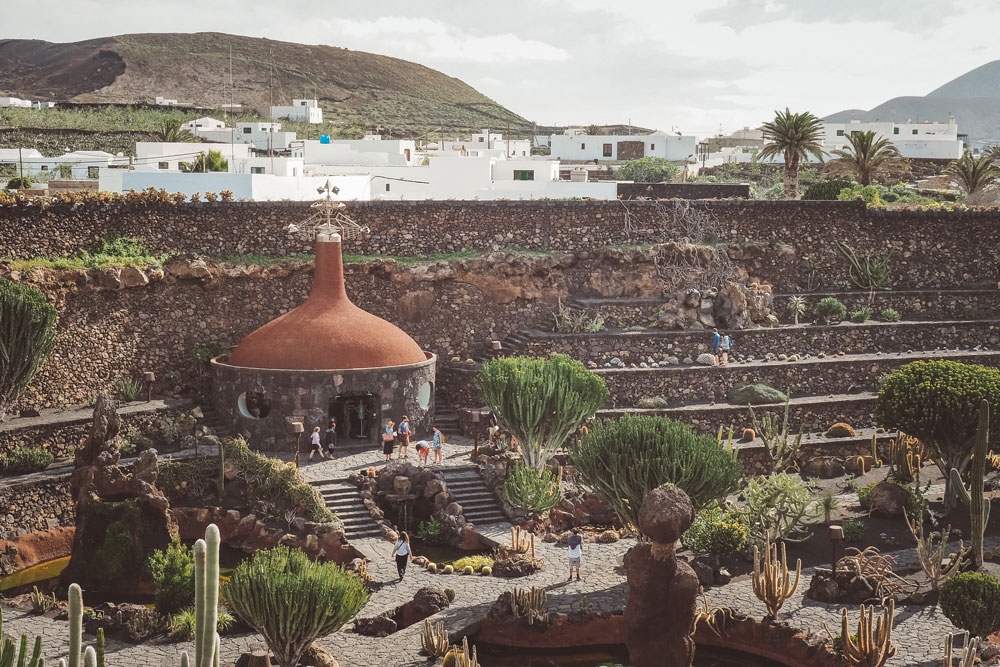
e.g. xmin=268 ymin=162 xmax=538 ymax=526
xmin=0 ymin=475 xmax=74 ymax=539
xmin=597 ymin=351 xmax=1000 ymax=407
xmin=520 ymin=319 xmax=1000 ymax=364
xmin=616 ymin=182 xmax=750 ymax=199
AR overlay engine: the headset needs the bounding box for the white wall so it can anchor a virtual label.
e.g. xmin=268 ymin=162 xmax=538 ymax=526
xmin=550 ymin=133 xmax=697 ymax=161
xmin=303 ymin=139 xmax=416 ymax=167
xmin=135 ymin=143 xmax=252 ymax=172
xmin=107 ymin=172 xmax=370 ymax=201
xmin=821 ymin=119 xmax=963 ymax=159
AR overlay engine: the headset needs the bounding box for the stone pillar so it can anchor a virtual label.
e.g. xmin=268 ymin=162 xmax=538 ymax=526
xmin=624 ymin=484 xmax=699 ymax=667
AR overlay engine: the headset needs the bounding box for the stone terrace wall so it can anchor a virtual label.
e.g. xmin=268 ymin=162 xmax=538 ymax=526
xmin=2 ymin=200 xmax=999 ymax=289
xmin=0 ymin=475 xmax=73 ymax=538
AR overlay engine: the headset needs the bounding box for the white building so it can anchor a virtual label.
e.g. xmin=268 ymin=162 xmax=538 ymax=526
xmin=302 ymin=138 xmax=417 ymax=167
xmin=821 ymin=117 xmax=964 ymax=160
xmin=549 ymin=129 xmax=697 ymax=162
xmin=439 ymin=130 xmax=532 ymax=158
xmin=154 ymin=96 xmax=179 ymax=106
xmin=100 ymin=171 xmax=371 ymax=202
xmin=196 ymin=122 xmax=298 ymax=152
xmin=262 ymin=98 xmax=323 ymax=124
xmin=182 ymin=117 xmax=227 ymax=132
xmin=0 ymin=97 xmax=32 ymax=108
xmin=0 ymin=149 xmax=127 ymax=179
xmin=134 ymin=143 xmax=252 ymax=172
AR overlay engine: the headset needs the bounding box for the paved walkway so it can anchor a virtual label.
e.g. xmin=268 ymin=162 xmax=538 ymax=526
xmin=0 ymin=435 xmax=976 ymax=666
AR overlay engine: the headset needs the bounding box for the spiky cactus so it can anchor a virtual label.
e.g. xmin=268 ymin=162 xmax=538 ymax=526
xmin=509 ymin=587 xmax=548 ymax=625
xmin=420 ymin=619 xmax=449 ymax=658
xmin=68 ymin=583 xmax=82 ymax=667
xmin=751 ymin=538 xmax=801 ymax=618
xmin=904 ymin=511 xmax=967 ymax=590
xmin=194 ymin=525 xmax=221 ymax=667
xmin=0 ymin=279 xmax=58 ymax=421
xmin=95 ymin=628 xmax=104 ymax=667
xmin=948 ymin=399 xmax=991 ymax=568
xmin=83 ymin=648 xmax=96 ymax=667
xmin=944 ymin=631 xmax=978 ymax=667
xmin=826 ymin=599 xmax=897 ymax=667
xmin=0 ymin=606 xmax=44 ymax=667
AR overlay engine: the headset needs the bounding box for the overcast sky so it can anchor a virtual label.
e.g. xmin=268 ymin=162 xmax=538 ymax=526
xmin=4 ymin=0 xmax=999 ymax=134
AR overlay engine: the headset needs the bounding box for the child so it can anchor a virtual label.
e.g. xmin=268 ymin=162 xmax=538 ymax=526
xmin=308 ymin=426 xmax=324 ymax=461
xmin=398 ymin=416 xmax=410 ymax=459
xmin=415 ymin=440 xmax=430 ymax=465
xmin=432 ymin=426 xmax=443 ymax=465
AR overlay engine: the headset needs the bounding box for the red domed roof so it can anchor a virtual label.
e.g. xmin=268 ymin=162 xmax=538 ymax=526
xmin=226 ymin=233 xmax=426 ymax=370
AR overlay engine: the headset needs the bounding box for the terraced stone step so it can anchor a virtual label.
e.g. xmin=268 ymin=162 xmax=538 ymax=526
xmin=310 ymin=480 xmax=382 ymax=539
xmin=440 ymin=467 xmax=507 ymax=527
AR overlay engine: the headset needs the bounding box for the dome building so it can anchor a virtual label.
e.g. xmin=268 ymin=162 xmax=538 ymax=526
xmin=211 ymin=229 xmax=436 ymax=450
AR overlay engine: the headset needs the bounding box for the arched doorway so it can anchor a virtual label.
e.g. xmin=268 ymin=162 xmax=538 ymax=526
xmin=330 ymin=392 xmax=378 ymax=443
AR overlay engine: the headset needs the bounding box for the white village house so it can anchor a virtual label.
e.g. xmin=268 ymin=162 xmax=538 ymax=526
xmin=549 ymin=128 xmax=697 ymax=162
xmin=821 ymin=117 xmax=965 ymax=160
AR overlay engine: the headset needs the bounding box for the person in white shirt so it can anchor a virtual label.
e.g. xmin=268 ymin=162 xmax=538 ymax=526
xmin=567 ymin=528 xmax=583 ymax=581
xmin=391 ymin=531 xmax=413 ymax=580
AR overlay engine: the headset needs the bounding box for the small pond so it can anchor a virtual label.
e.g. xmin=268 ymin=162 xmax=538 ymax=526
xmin=411 ymin=541 xmax=489 ymax=566
xmin=475 ymin=644 xmax=789 ymax=667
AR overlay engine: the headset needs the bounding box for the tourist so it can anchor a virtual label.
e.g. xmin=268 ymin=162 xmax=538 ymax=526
xmin=308 ymin=426 xmax=325 ymax=461
xmin=398 ymin=415 xmax=411 ymax=459
xmin=432 ymin=426 xmax=444 ymax=465
xmin=391 ymin=531 xmax=413 ymax=581
xmin=711 ymin=327 xmax=721 ymax=362
xmin=568 ymin=528 xmax=583 ymax=581
xmin=383 ymin=420 xmax=397 ymax=462
xmin=718 ymin=331 xmax=732 ymax=366
xmin=486 ymin=410 xmax=500 ymax=444
xmin=415 ymin=440 xmax=430 ymax=465
xmin=325 ymin=419 xmax=337 ymax=457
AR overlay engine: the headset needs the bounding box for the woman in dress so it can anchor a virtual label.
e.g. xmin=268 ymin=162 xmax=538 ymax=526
xmin=383 ymin=420 xmax=397 ymax=462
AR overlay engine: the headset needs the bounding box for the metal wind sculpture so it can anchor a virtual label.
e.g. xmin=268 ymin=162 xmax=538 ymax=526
xmin=284 ymin=181 xmax=370 ymax=240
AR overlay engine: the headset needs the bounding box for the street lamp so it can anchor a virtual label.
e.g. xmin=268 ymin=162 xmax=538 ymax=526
xmin=290 ymin=421 xmax=304 ymax=468
xmin=828 ymin=524 xmax=844 ymax=568
xmin=143 ymin=372 xmax=156 ymax=402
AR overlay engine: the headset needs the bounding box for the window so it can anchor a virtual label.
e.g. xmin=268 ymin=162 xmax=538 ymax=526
xmin=513 ymin=170 xmax=534 ymax=181
xmin=851 ymin=130 xmax=860 ymax=137
xmin=602 ymin=143 xmax=612 ymax=157
xmin=912 ymin=129 xmax=918 ymax=135
xmin=158 ymin=161 xmax=169 ymax=170
xmin=478 ymin=137 xmax=485 ymax=142
xmin=40 ymin=165 xmax=48 ymax=170
xmin=385 ymin=183 xmax=391 ymax=191
xmin=580 ymin=142 xmax=586 ymax=150
xmin=251 ymin=166 xmax=264 ymax=174
xmin=836 ymin=129 xmax=844 ymax=137
xmin=650 ymin=144 xmax=655 ymax=151
xmin=237 ymin=391 xmax=271 ymax=419
xmin=243 ymin=127 xmax=252 ymax=133
xmin=87 ymin=166 xmax=99 ymax=179
xmin=893 ymin=127 xmax=899 ymax=135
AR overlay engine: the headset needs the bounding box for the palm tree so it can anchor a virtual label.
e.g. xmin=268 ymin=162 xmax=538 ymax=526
xmin=155 ymin=119 xmax=196 ymax=143
xmin=179 ymin=150 xmax=228 ymax=173
xmin=757 ymin=108 xmax=826 ymax=199
xmin=825 ymin=130 xmax=909 ymax=185
xmin=583 ymin=124 xmax=603 ymax=136
xmin=945 ymin=151 xmax=1000 ymax=195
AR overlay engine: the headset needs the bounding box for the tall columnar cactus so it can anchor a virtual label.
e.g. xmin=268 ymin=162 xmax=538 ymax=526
xmin=83 ymin=648 xmax=96 ymax=667
xmin=509 ymin=587 xmax=549 ymax=625
xmin=68 ymin=583 xmax=83 ymax=667
xmin=95 ymin=628 xmax=104 ymax=667
xmin=751 ymin=538 xmax=801 ymax=618
xmin=194 ymin=524 xmax=221 ymax=667
xmin=0 ymin=606 xmax=44 ymax=667
xmin=420 ymin=619 xmax=449 ymax=658
xmin=827 ymin=599 xmax=897 ymax=667
xmin=949 ymin=399 xmax=991 ymax=568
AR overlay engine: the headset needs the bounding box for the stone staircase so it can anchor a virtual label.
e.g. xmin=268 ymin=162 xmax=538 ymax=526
xmin=195 ymin=403 xmax=233 ymax=440
xmin=433 ymin=403 xmax=461 ymax=434
xmin=311 ymin=479 xmax=382 ymax=540
xmin=440 ymin=465 xmax=507 ymax=527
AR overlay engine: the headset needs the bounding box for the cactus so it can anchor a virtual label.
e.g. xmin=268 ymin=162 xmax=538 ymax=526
xmin=29 ymin=585 xmax=58 ymax=613
xmin=443 ymin=565 xmax=454 ymax=574
xmin=83 ymin=648 xmax=96 ymax=667
xmin=826 ymin=599 xmax=896 ymax=667
xmin=194 ymin=524 xmax=221 ymax=667
xmin=443 ymin=637 xmax=480 ymax=667
xmin=95 ymin=628 xmax=104 ymax=667
xmin=948 ymin=400 xmax=991 ymax=568
xmin=0 ymin=606 xmax=44 ymax=667
xmin=944 ymin=631 xmax=978 ymax=667
xmin=179 ymin=652 xmax=190 ymax=667
xmin=444 ymin=588 xmax=456 ymax=602
xmin=751 ymin=538 xmax=801 ymax=618
xmin=481 ymin=566 xmax=492 ymax=576
xmin=904 ymin=511 xmax=967 ymax=590
xmin=427 ymin=562 xmax=437 ymax=573
xmin=463 ymin=566 xmax=474 ymax=575
xmin=68 ymin=583 xmax=82 ymax=667
xmin=509 ymin=587 xmax=549 ymax=625
xmin=420 ymin=619 xmax=449 ymax=658
xmin=749 ymin=393 xmax=802 ymax=472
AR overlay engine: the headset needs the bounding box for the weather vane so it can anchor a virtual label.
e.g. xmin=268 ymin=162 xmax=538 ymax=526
xmin=284 ymin=180 xmax=370 ymax=240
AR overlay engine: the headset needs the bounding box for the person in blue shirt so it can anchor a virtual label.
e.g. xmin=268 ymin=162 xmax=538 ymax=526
xmin=711 ymin=328 xmax=721 ymax=362
xmin=398 ymin=416 xmax=411 ymax=459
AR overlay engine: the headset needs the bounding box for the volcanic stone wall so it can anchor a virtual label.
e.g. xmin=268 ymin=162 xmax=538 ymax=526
xmin=1 ymin=200 xmax=998 ymax=289
xmin=0 ymin=475 xmax=74 ymax=538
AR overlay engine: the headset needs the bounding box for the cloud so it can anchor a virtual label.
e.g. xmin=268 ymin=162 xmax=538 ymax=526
xmin=697 ymin=0 xmax=962 ymax=32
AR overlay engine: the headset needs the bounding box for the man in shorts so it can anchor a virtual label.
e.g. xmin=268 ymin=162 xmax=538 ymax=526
xmin=567 ymin=528 xmax=583 ymax=581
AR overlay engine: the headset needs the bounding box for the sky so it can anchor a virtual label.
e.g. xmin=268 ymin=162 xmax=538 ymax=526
xmin=4 ymin=0 xmax=999 ymax=135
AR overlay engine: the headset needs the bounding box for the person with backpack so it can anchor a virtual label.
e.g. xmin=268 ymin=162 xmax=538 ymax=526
xmin=718 ymin=332 xmax=732 ymax=366
xmin=711 ymin=328 xmax=721 ymax=363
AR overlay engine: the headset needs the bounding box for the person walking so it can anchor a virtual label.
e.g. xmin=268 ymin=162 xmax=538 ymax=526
xmin=711 ymin=328 xmax=721 ymax=363
xmin=398 ymin=416 xmax=411 ymax=459
xmin=718 ymin=331 xmax=732 ymax=366
xmin=324 ymin=419 xmax=337 ymax=457
xmin=308 ymin=426 xmax=325 ymax=461
xmin=382 ymin=420 xmax=397 ymax=462
xmin=391 ymin=531 xmax=413 ymax=581
xmin=567 ymin=528 xmax=583 ymax=581
xmin=431 ymin=426 xmax=444 ymax=465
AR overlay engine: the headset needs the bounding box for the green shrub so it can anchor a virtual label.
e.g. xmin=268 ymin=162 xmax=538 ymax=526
xmin=169 ymin=605 xmax=235 ymax=639
xmin=814 ymin=297 xmax=847 ymax=323
xmin=6 ymin=176 xmax=34 ymax=189
xmin=636 ymin=396 xmax=669 ymax=409
xmin=842 ymin=520 xmax=865 ymax=542
xmin=147 ymin=535 xmax=195 ymax=615
xmin=837 ymin=183 xmax=885 ymax=206
xmin=500 ymin=461 xmax=562 ymax=515
xmin=802 ymin=179 xmax=852 ymax=200
xmin=223 ymin=545 xmax=369 ymax=667
xmin=614 ymin=157 xmax=680 ymax=183
xmin=729 ymin=383 xmax=787 ymax=405
xmin=683 ymin=502 xmax=748 ymax=557
xmin=117 ymin=376 xmax=142 ymax=402
xmin=571 ymin=414 xmax=743 ymax=528
xmin=849 ymin=308 xmax=872 ymax=323
xmin=0 ymin=279 xmax=58 ymax=421
xmin=452 ymin=555 xmax=494 ymax=572
xmin=0 ymin=447 xmax=54 ymax=474
xmin=736 ymin=472 xmax=819 ymax=543
xmin=939 ymin=572 xmax=1000 ymax=637
xmin=880 ymin=308 xmax=900 ymax=322
xmin=415 ymin=517 xmax=444 ymax=543
xmin=193 ymin=340 xmax=224 ymax=365
xmin=92 ymin=521 xmax=133 ymax=580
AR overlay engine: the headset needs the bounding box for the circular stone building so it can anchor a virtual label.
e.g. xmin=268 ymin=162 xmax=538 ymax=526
xmin=211 ymin=231 xmax=436 ymax=450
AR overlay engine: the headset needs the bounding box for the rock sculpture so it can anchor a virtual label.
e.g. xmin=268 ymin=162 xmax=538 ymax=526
xmin=624 ymin=484 xmax=699 ymax=667
xmin=61 ymin=394 xmax=177 ymax=593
